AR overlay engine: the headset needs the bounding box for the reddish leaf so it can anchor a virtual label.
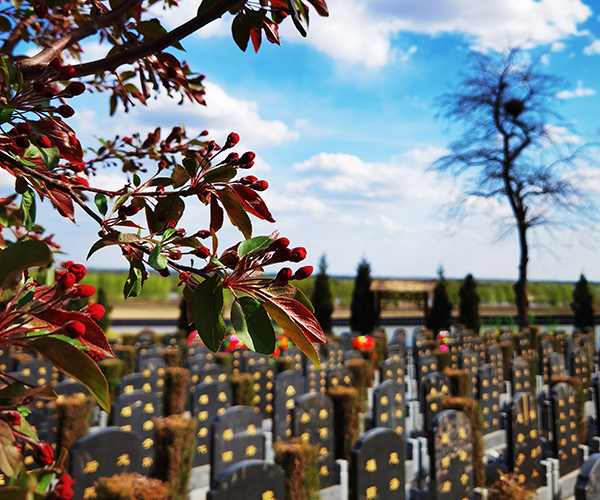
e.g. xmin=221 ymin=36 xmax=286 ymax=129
xmin=250 ymin=27 xmax=262 ymax=53
xmin=33 ymin=119 xmax=83 ymax=163
xmin=264 ymin=295 xmax=325 ymax=343
xmin=216 ymin=187 xmax=252 ymax=239
xmin=32 ymin=309 xmax=113 ymax=356
xmin=210 ymin=194 xmax=224 ymax=232
xmin=45 ymin=186 xmax=75 ymax=221
xmin=231 ymin=185 xmax=275 ymax=223
xmin=263 ymin=18 xmax=281 ymax=45
xmin=306 ymin=0 xmax=328 ymax=16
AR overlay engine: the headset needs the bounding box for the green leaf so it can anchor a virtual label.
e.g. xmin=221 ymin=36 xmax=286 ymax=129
xmin=34 ymin=471 xmax=54 ymax=495
xmin=182 ymin=158 xmax=197 ymax=177
xmin=109 ymin=191 xmax=131 ymax=218
xmin=191 ymin=274 xmax=226 ymax=351
xmin=286 ymin=0 xmax=307 ymax=37
xmin=216 ymin=188 xmax=252 ymax=239
xmin=12 ymin=413 xmax=38 ymax=441
xmin=197 ymin=0 xmax=219 ymax=15
xmin=94 ymin=193 xmax=108 ymax=216
xmin=149 ymin=197 xmax=185 ymax=235
xmin=293 ymin=287 xmax=315 ymax=313
xmin=171 ymin=164 xmax=190 ymax=188
xmin=16 ymin=289 xmax=34 ymax=310
xmin=26 ymin=143 xmax=60 ymax=170
xmin=124 ymin=259 xmax=145 ymax=299
xmin=133 ymin=174 xmax=141 ymax=187
xmin=20 ymin=188 xmax=35 ymax=231
xmin=136 ymin=20 xmax=168 ymax=40
xmin=0 ymin=240 xmax=51 ymax=290
xmin=0 ymin=420 xmax=22 ymax=478
xmin=28 ymin=337 xmax=110 ymax=412
xmin=238 ymin=236 xmax=273 ymax=258
xmin=0 ymin=105 xmax=15 ymax=125
xmin=162 ymin=228 xmax=176 ymax=241
xmin=232 ymin=13 xmax=251 ymax=51
xmin=148 ymin=244 xmax=167 ymax=271
xmin=87 ymin=232 xmax=143 ymax=259
xmin=204 ymin=165 xmax=237 ymax=184
xmin=231 ymin=296 xmax=275 ymax=354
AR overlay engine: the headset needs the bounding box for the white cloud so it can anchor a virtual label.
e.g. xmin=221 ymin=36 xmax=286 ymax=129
xmin=583 ymin=40 xmax=600 ymax=55
xmin=544 ymin=125 xmax=582 ymax=145
xmin=556 ymin=81 xmax=596 ymax=99
xmin=551 ymin=41 xmax=566 ymax=52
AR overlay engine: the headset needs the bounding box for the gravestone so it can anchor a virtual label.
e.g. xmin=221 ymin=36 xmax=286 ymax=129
xmin=548 ymin=352 xmax=566 ymax=380
xmin=447 ymin=340 xmax=461 ymax=370
xmin=421 ymin=372 xmax=450 ymax=430
xmin=343 ymin=350 xmax=363 ymax=364
xmin=510 ymin=358 xmax=531 ymax=394
xmin=487 ymin=344 xmax=504 ymax=389
xmin=460 ymin=348 xmax=480 ymax=399
xmin=207 ymin=460 xmax=286 ymax=500
xmin=338 ymin=334 xmax=354 ymax=353
xmin=575 ymin=453 xmax=600 ymax=500
xmin=201 ymin=364 xmax=230 ymax=385
xmin=190 ymin=381 xmax=232 ymax=467
xmin=292 ymin=392 xmax=335 ymax=488
xmin=211 ymin=406 xmax=265 ymax=482
xmin=118 ymin=373 xmax=154 ymax=397
xmin=413 ymin=331 xmax=430 ymax=358
xmin=373 ymin=380 xmax=405 ymax=436
xmin=562 ymin=337 xmax=575 ymax=373
xmin=539 ymin=340 xmax=554 ymax=385
xmin=54 ymin=380 xmax=91 ymax=399
xmin=187 ymin=344 xmax=214 ymax=362
xmin=506 ymin=392 xmax=542 ymax=488
xmin=350 ymin=427 xmax=406 ymax=500
xmin=273 ymin=370 xmax=304 ymax=442
xmin=379 ymin=357 xmax=405 ymax=388
xmin=471 ymin=337 xmax=486 ymax=366
xmin=304 ymin=359 xmax=327 ymax=394
xmin=247 ymin=363 xmax=275 ymax=417
xmin=188 ymin=352 xmax=214 ymax=389
xmin=551 ymin=382 xmax=580 ymax=476
xmin=517 ymin=332 xmax=533 ymax=357
xmin=245 ymin=352 xmax=270 ymax=372
xmin=112 ymin=390 xmax=161 ymax=470
xmin=70 ymin=428 xmax=146 ymax=499
xmin=477 ymin=364 xmax=500 ymax=434
xmin=281 ymin=347 xmax=304 ymax=372
xmin=0 ymin=347 xmax=14 ymax=373
xmin=325 ymin=342 xmax=344 ymax=370
xmin=428 ymin=410 xmax=474 ymax=500
xmin=571 ymin=348 xmax=590 ymax=397
xmin=327 ymin=366 xmax=354 ymax=389
xmin=137 ymin=345 xmax=164 ymax=370
xmin=416 ymin=353 xmax=438 ymax=391
xmin=16 ymin=359 xmax=57 ymax=386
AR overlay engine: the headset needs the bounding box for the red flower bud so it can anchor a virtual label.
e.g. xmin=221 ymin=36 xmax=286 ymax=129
xmin=63 ymin=320 xmax=86 ymax=339
xmin=56 ymin=105 xmax=75 ymax=118
xmin=170 ymin=250 xmax=182 ymax=260
xmin=53 ymin=475 xmax=75 ymax=500
xmin=89 ymin=349 xmax=104 ymax=362
xmin=68 ymin=264 xmax=86 ymax=282
xmin=72 ymin=177 xmax=89 ymax=187
xmin=224 ymin=132 xmax=240 ymax=149
xmin=60 ymin=66 xmax=76 ymax=77
xmin=289 ymin=247 xmax=307 ymax=262
xmin=85 ymin=303 xmax=105 ymax=321
xmin=15 ymin=123 xmax=32 ymax=135
xmin=275 ymin=267 xmax=292 ymax=284
xmin=196 ymin=230 xmax=211 ymax=239
xmin=49 ymin=58 xmax=62 ymax=68
xmin=179 ymin=272 xmax=190 ymax=282
xmin=269 ymin=237 xmax=290 ymax=251
xmin=239 ymin=175 xmax=258 ymax=185
xmin=35 ymin=135 xmax=52 ymax=148
xmin=238 ymin=160 xmax=254 ymax=169
xmin=58 ymin=272 xmax=76 ymax=290
xmin=158 ymin=268 xmax=170 ymax=277
xmin=65 ymin=81 xmax=85 ymax=96
xmin=33 ymin=442 xmax=54 ymax=466
xmin=193 ymin=246 xmax=210 ymax=259
xmin=74 ymin=284 xmax=96 ymax=298
xmin=33 ymin=81 xmax=44 ymax=93
xmin=44 ymin=86 xmax=57 ymax=98
xmin=252 ymin=180 xmax=268 ymax=191
xmin=240 ymin=152 xmax=256 ymax=163
xmin=293 ymin=265 xmax=313 ymax=280
xmin=200 ymin=130 xmax=209 ymax=136
xmin=166 ymin=221 xmax=176 ymax=229
xmin=224 ymin=152 xmax=239 ymax=164
xmin=16 ymin=136 xmax=29 ymax=148
xmin=176 ymin=228 xmax=186 ymax=237
xmin=270 ymin=247 xmax=292 ymax=264
xmin=4 ymin=410 xmax=21 ymax=427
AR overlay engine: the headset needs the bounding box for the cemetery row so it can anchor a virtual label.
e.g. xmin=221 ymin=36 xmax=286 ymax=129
xmin=3 ymin=326 xmax=600 ymax=500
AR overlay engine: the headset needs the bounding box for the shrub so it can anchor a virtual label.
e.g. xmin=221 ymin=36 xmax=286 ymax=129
xmin=164 ymin=349 xmax=182 ymax=368
xmin=274 ymin=438 xmax=320 ymax=500
xmin=328 ymin=386 xmax=360 ymax=462
xmin=230 ymin=373 xmax=255 ymax=407
xmin=488 ymin=471 xmax=534 ymax=500
xmin=164 ymin=368 xmax=190 ymax=416
xmin=311 ymin=255 xmax=334 ymax=333
xmin=152 ymin=415 xmax=196 ymax=500
xmin=350 ymin=259 xmax=377 ymax=335
xmin=114 ymin=346 xmax=136 ymax=376
xmin=56 ymin=395 xmax=94 ymax=450
xmin=95 ymin=473 xmax=169 ymax=500
xmin=443 ymin=368 xmax=470 ymax=399
xmin=551 ymin=375 xmax=587 ymax=444
xmin=372 ymin=329 xmax=388 ymax=369
xmin=98 ymin=358 xmax=124 ymax=404
xmin=346 ymin=358 xmax=374 ymax=413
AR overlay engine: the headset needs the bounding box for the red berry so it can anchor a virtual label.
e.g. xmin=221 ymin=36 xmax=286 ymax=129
xmin=85 ymin=303 xmax=105 ymax=321
xmin=238 ymin=160 xmax=254 ymax=170
xmin=275 ymin=267 xmax=292 ymax=284
xmin=224 ymin=132 xmax=240 ymax=149
xmin=53 ymin=474 xmax=75 ymax=500
xmin=33 ymin=442 xmax=54 ymax=466
xmin=193 ymin=247 xmax=210 ymax=259
xmin=252 ymin=180 xmax=268 ymax=191
xmin=292 ymin=265 xmax=313 ymax=280
xmin=36 ymin=135 xmax=52 ymax=148
xmin=63 ymin=320 xmax=86 ymax=339
xmin=56 ymin=105 xmax=75 ymax=118
xmin=65 ymin=81 xmax=85 ymax=96
xmin=74 ymin=284 xmax=95 ymax=298
xmin=15 ymin=123 xmax=32 ymax=135
xmin=68 ymin=264 xmax=86 ymax=282
xmin=290 ymin=247 xmax=307 ymax=262
xmin=200 ymin=130 xmax=209 ymax=136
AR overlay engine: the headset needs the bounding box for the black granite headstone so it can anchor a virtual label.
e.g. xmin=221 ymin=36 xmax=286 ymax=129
xmin=273 ymin=370 xmax=304 ymax=442
xmin=551 ymin=382 xmax=580 ymax=476
xmin=510 ymin=358 xmax=532 ymax=394
xmin=575 ymin=453 xmax=600 ymax=500
xmin=416 ymin=353 xmax=438 ymax=391
xmin=247 ymin=363 xmax=275 ymax=417
xmin=487 ymin=344 xmax=504 ymax=389
xmin=477 ymin=363 xmax=499 ymax=434
xmin=373 ymin=380 xmax=405 ymax=437
xmin=70 ymin=428 xmax=145 ymax=500
xmin=421 ymin=372 xmax=450 ymax=430
xmin=304 ymin=359 xmax=327 ymax=394
xmin=207 ymin=460 xmax=286 ymax=500
xmin=540 ymin=340 xmax=554 ymax=385
xmin=210 ymin=406 xmax=265 ymax=482
xmin=548 ymin=352 xmax=566 ymax=380
xmin=327 ymin=366 xmax=354 ymax=390
xmin=379 ymin=358 xmax=405 ymax=389
xmin=118 ymin=372 xmax=154 ymax=396
xmin=325 ymin=342 xmax=344 ymax=370
xmin=571 ymin=348 xmax=590 ymax=397
xmin=460 ymin=348 xmax=480 ymax=399
xmin=292 ymin=392 xmax=335 ymax=488
xmin=16 ymin=359 xmax=57 ymax=386
xmin=350 ymin=427 xmax=406 ymax=500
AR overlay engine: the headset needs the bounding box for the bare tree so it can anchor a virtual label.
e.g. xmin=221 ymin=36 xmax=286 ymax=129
xmin=433 ymin=48 xmax=590 ymax=329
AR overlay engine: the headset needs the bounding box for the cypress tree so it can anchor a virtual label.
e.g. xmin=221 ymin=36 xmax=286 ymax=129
xmin=571 ymin=274 xmax=594 ymax=329
xmin=350 ymin=259 xmax=376 ymax=335
xmin=95 ymin=286 xmax=113 ymax=333
xmin=427 ymin=267 xmax=453 ymax=332
xmin=311 ymin=255 xmax=334 ymax=333
xmin=458 ymin=273 xmax=480 ymax=333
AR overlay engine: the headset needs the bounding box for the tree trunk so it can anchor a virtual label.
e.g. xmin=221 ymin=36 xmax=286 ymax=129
xmin=514 ymin=222 xmax=529 ymax=329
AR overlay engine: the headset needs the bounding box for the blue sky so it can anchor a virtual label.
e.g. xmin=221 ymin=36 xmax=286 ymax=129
xmin=12 ymin=0 xmax=600 ymax=282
